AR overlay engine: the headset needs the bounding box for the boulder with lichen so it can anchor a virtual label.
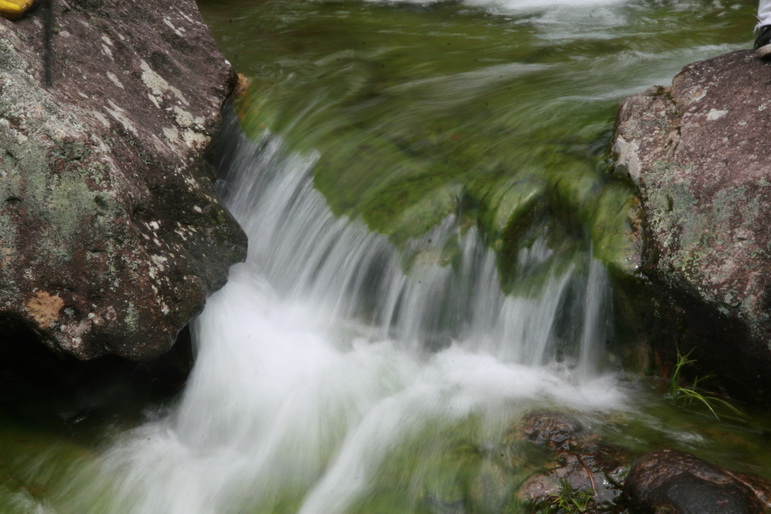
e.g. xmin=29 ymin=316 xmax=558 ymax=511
xmin=612 ymin=50 xmax=771 ymax=403
xmin=0 ymin=0 xmax=246 ymax=361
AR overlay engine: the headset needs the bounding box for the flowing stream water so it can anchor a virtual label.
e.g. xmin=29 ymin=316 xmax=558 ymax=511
xmin=2 ymin=0 xmax=771 ymax=512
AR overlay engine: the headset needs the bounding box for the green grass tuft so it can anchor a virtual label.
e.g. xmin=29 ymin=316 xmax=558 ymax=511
xmin=668 ymin=348 xmax=743 ymax=421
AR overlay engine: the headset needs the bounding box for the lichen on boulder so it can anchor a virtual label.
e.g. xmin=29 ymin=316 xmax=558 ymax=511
xmin=0 ymin=0 xmax=246 ymax=360
xmin=612 ymin=50 xmax=771 ymax=403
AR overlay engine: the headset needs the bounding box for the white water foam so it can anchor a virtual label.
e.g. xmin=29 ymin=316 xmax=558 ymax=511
xmin=362 ymin=0 xmax=636 ymax=31
xmin=362 ymin=0 xmax=630 ymax=10
xmin=74 ymin=120 xmax=625 ymax=514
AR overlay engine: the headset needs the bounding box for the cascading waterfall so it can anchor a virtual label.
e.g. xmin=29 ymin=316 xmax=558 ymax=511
xmin=216 ymin=116 xmax=611 ymax=371
xmin=0 ymin=1 xmax=761 ymax=511
xmin=58 ymin=115 xmax=625 ymax=514
xmin=4 ymin=2 xmax=761 ymax=512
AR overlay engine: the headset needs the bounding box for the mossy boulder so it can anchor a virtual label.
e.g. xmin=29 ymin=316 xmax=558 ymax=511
xmin=0 ymin=0 xmax=246 ymax=360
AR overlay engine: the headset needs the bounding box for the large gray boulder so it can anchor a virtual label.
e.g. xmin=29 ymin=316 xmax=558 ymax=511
xmin=0 ymin=0 xmax=246 ymax=360
xmin=613 ymin=50 xmax=771 ymax=401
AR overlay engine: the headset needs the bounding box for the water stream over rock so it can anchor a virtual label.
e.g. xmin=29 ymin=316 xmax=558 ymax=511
xmin=2 ymin=0 xmax=770 ymax=512
xmin=63 ymin=117 xmax=623 ymax=512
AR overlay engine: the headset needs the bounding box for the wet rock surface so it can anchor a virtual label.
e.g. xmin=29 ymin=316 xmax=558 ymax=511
xmin=0 ymin=0 xmax=246 ymax=360
xmin=612 ymin=50 xmax=771 ymax=403
xmin=516 ymin=411 xmax=630 ymax=511
xmin=624 ymin=449 xmax=771 ymax=513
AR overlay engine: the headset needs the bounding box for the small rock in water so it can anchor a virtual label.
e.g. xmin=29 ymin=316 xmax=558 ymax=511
xmin=520 ymin=411 xmax=583 ymax=450
xmin=516 ymin=411 xmax=630 ymax=511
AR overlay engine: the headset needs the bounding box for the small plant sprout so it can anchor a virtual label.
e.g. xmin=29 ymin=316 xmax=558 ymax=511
xmin=668 ymin=348 xmax=743 ymax=421
xmin=550 ymin=479 xmax=595 ymax=513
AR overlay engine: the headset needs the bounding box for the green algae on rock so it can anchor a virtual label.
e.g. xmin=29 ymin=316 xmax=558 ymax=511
xmin=234 ymin=33 xmax=640 ymax=292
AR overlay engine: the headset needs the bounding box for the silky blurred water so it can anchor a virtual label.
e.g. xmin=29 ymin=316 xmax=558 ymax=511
xmin=1 ymin=1 xmax=766 ymax=513
xmin=78 ymin=119 xmax=620 ymax=513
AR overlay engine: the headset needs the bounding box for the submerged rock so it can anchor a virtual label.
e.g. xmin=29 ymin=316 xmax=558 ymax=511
xmin=0 ymin=0 xmax=246 ymax=360
xmin=516 ymin=411 xmax=630 ymax=511
xmin=612 ymin=50 xmax=771 ymax=402
xmin=624 ymin=449 xmax=771 ymax=513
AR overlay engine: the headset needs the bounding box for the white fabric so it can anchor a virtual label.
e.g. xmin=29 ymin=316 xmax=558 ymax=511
xmin=758 ymin=0 xmax=771 ymax=29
